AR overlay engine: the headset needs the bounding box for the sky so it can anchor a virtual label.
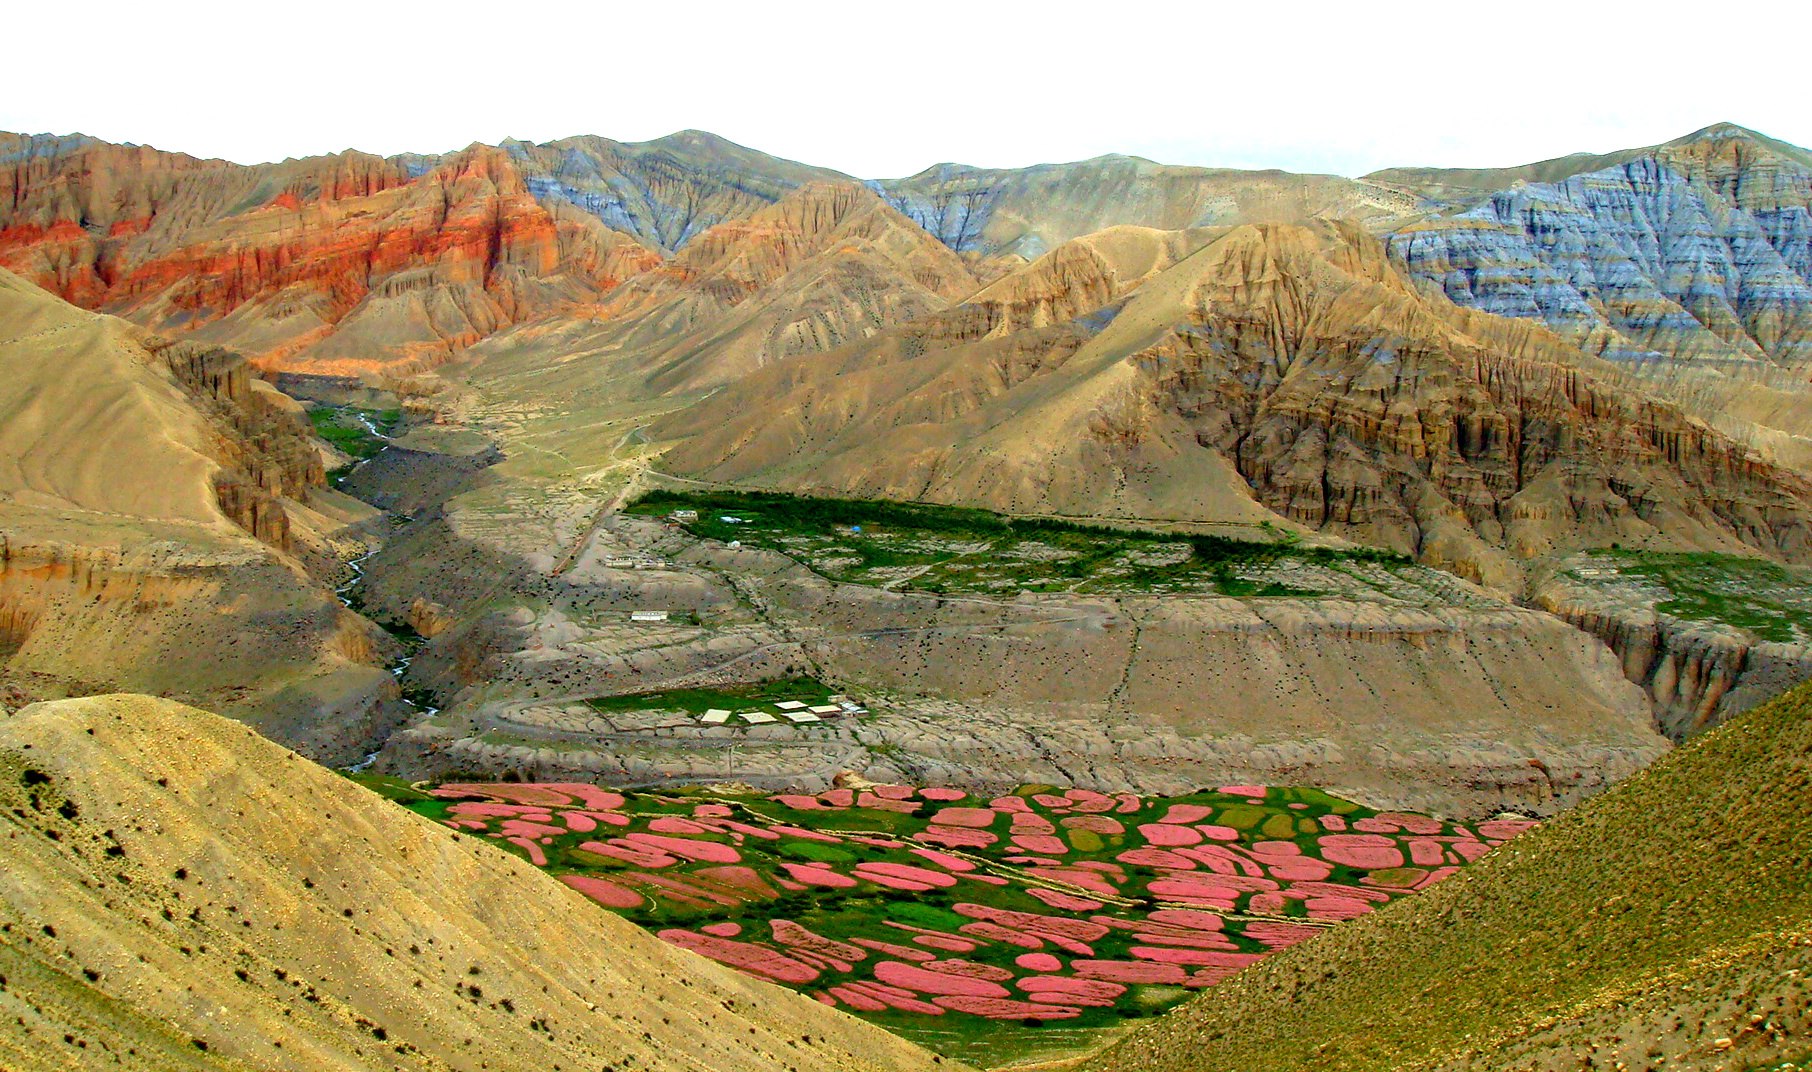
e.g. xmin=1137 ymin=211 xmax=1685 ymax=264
xmin=7 ymin=0 xmax=1806 ymax=179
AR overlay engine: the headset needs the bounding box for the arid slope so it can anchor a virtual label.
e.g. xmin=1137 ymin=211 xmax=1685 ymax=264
xmin=487 ymin=181 xmax=979 ymax=394
xmin=657 ymin=220 xmax=1812 ymax=588
xmin=0 ymin=271 xmax=398 ymax=761
xmin=876 ymin=154 xmax=1418 ymax=257
xmin=0 ymin=693 xmax=951 ymax=1072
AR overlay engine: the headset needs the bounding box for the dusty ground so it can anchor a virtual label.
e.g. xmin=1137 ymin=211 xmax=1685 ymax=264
xmin=346 ymin=412 xmax=1665 ymax=819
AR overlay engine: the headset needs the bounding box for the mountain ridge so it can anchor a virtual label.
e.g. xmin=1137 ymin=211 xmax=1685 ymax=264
xmin=654 ymin=219 xmax=1812 ymax=588
xmin=7 ymin=121 xmax=1810 ymax=385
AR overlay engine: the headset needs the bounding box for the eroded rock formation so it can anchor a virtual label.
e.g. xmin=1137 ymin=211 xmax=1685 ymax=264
xmin=657 ymin=221 xmax=1812 ymax=587
xmin=0 ymin=136 xmax=659 ymax=378
xmin=1534 ymin=561 xmax=1812 ymax=738
xmin=1387 ymin=124 xmax=1812 ymax=367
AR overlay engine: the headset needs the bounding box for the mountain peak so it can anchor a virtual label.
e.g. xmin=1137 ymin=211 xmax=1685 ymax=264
xmin=639 ymin=128 xmax=764 ymax=158
xmin=1672 ymin=120 xmax=1770 ymax=145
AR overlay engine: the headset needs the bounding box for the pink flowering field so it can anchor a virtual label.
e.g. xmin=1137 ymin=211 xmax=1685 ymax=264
xmin=406 ymin=780 xmax=1530 ymax=1052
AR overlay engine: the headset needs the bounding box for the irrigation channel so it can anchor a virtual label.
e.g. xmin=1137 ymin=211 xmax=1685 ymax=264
xmin=328 ymin=417 xmax=438 ymax=773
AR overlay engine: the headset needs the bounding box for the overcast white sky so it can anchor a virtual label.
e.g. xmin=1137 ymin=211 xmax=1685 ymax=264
xmin=7 ymin=0 xmax=1805 ymax=179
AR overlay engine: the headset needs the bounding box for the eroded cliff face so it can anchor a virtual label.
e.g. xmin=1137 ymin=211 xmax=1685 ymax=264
xmin=659 ymin=221 xmax=1812 ymax=588
xmin=0 ymin=138 xmax=660 ymax=377
xmin=150 ymin=341 xmax=325 ymax=549
xmin=1533 ymin=563 xmax=1812 ymax=740
xmin=1387 ymin=125 xmax=1812 ymax=367
xmin=1146 ymin=226 xmax=1812 ymax=581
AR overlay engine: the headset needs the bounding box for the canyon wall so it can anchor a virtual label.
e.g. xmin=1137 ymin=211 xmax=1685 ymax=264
xmin=1535 ymin=569 xmax=1812 ymax=739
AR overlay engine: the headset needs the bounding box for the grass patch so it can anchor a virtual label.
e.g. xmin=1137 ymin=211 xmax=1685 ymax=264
xmin=582 ymin=676 xmax=834 ymax=717
xmin=777 ymin=840 xmax=856 ymax=864
xmin=311 ymin=405 xmax=402 ymax=483
xmin=627 ymin=489 xmax=1410 ymax=598
xmin=1583 ymin=550 xmax=1812 ymax=644
xmin=345 ymin=774 xmax=451 ymax=821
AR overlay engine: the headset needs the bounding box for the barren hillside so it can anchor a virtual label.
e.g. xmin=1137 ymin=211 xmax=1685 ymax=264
xmin=0 ymin=270 xmax=401 ymax=762
xmin=0 ymin=693 xmax=953 ymax=1072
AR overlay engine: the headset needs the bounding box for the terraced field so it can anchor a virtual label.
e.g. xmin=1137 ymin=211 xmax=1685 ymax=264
xmin=376 ymin=778 xmax=1531 ymax=1064
xmin=1567 ymin=550 xmax=1812 ymax=644
xmin=623 ymin=489 xmax=1495 ymax=605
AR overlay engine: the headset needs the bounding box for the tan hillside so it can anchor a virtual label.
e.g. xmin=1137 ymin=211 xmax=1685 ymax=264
xmin=1082 ymin=678 xmax=1812 ymax=1072
xmin=0 ymin=271 xmax=399 ymax=763
xmin=491 ymin=181 xmax=979 ymax=395
xmin=0 ymin=693 xmax=951 ymax=1072
xmin=655 ymin=220 xmax=1812 ymax=589
xmin=0 ymin=269 xmax=229 ymax=525
xmin=875 ymin=154 xmax=1419 ymax=258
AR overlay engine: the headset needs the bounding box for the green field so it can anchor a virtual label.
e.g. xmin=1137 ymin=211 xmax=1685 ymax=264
xmin=310 ymin=405 xmax=402 ymax=480
xmin=1576 ymin=550 xmax=1812 ymax=644
xmin=581 ymin=675 xmax=837 ymax=716
xmin=627 ymin=489 xmax=1415 ymax=598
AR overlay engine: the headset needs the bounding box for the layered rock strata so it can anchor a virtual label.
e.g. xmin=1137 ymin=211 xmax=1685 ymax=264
xmin=1387 ymin=124 xmax=1812 ymax=368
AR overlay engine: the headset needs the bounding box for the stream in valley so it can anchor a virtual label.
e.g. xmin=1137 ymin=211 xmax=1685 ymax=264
xmin=328 ymin=424 xmax=438 ymax=772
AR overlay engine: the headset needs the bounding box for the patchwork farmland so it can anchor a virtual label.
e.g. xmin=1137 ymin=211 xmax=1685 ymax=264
xmin=373 ymin=778 xmax=1531 ymax=1063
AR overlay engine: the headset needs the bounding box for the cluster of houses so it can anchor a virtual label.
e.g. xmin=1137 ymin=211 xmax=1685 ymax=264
xmin=697 ymin=695 xmax=868 ymax=727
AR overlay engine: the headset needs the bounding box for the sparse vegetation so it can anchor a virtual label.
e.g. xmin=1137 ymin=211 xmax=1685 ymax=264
xmin=1083 ymin=681 xmax=1812 ymax=1072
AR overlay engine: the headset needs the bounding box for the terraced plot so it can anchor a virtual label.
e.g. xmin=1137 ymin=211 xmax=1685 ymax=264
xmin=624 ymin=490 xmax=1494 ymax=605
xmin=1568 ymin=550 xmax=1812 ymax=644
xmin=388 ymin=779 xmax=1530 ymax=1064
